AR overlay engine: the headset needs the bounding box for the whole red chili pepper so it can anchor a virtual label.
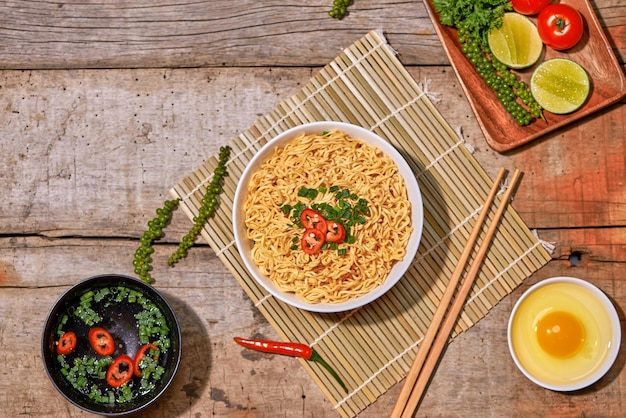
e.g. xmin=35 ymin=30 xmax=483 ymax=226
xmin=233 ymin=337 xmax=348 ymax=393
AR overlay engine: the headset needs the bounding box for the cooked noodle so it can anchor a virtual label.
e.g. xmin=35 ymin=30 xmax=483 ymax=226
xmin=244 ymin=129 xmax=412 ymax=303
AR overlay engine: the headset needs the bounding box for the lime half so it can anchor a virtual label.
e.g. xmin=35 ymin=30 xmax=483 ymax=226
xmin=530 ymin=58 xmax=590 ymax=115
xmin=488 ymin=13 xmax=543 ymax=69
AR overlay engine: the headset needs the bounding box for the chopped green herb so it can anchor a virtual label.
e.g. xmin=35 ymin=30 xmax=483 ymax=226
xmin=55 ymin=286 xmax=171 ymax=405
xmin=281 ymin=204 xmax=292 ymax=215
xmin=282 ymin=184 xmax=370 ymax=256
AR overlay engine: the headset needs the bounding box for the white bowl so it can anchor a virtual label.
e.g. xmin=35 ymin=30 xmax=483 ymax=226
xmin=232 ymin=121 xmax=424 ymax=312
xmin=508 ymin=276 xmax=621 ymax=391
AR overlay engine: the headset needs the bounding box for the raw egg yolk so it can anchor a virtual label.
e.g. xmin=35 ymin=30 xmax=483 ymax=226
xmin=535 ymin=311 xmax=585 ymax=358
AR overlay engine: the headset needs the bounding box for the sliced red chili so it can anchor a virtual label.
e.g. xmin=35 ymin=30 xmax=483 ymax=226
xmin=302 ymin=228 xmax=325 ymax=254
xmin=89 ymin=327 xmax=115 ymax=356
xmin=325 ymin=220 xmax=346 ymax=243
xmin=106 ymin=355 xmax=134 ymax=388
xmin=300 ymin=208 xmax=327 ymax=234
xmin=133 ymin=343 xmax=159 ymax=377
xmin=57 ymin=331 xmax=77 ymax=355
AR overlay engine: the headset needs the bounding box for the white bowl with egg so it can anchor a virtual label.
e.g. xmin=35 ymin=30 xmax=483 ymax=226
xmin=508 ymin=276 xmax=621 ymax=391
xmin=233 ymin=121 xmax=424 ymax=313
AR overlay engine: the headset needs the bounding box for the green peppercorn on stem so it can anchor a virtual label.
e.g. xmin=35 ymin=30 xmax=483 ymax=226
xmin=134 ymin=198 xmax=181 ymax=284
xmin=168 ymin=146 xmax=231 ymax=266
xmin=457 ymin=25 xmax=544 ymax=126
xmin=329 ymin=0 xmax=351 ymax=19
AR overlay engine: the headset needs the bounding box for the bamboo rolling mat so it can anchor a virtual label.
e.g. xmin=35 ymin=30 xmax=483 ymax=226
xmin=170 ymin=30 xmax=552 ymax=417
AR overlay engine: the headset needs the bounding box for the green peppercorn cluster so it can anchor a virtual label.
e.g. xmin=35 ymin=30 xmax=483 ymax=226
xmin=329 ymin=0 xmax=351 ymax=19
xmin=457 ymin=24 xmax=544 ymax=126
xmin=133 ymin=145 xmax=231 ymax=284
xmin=134 ymin=198 xmax=180 ymax=284
xmin=168 ymin=145 xmax=231 ymax=266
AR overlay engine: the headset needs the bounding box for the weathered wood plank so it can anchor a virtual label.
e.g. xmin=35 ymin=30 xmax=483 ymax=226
xmin=486 ymin=102 xmax=626 ymax=229
xmin=0 ymin=65 xmax=485 ymax=238
xmin=2 ymin=66 xmax=624 ymax=240
xmin=0 ymin=0 xmax=442 ymax=69
xmin=2 ymin=2 xmax=625 ymax=416
xmin=541 ymin=226 xmax=626 ymax=262
xmin=0 ymin=0 xmax=623 ymax=69
xmin=1 ymin=238 xmax=623 ymax=417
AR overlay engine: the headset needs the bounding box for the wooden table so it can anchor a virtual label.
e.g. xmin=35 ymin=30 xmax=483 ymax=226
xmin=1 ymin=1 xmax=624 ymax=416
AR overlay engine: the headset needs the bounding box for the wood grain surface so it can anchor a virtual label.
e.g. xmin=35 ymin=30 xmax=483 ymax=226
xmin=1 ymin=0 xmax=625 ymax=416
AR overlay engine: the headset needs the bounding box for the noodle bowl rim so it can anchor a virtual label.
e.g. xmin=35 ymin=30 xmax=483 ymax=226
xmin=233 ymin=121 xmax=424 ymax=313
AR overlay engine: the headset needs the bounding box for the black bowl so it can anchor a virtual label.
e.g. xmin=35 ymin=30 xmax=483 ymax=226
xmin=42 ymin=274 xmax=181 ymax=416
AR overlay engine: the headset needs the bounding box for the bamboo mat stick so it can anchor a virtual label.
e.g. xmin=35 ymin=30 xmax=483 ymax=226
xmin=395 ymin=169 xmax=522 ymax=418
xmin=389 ymin=167 xmax=506 ymax=418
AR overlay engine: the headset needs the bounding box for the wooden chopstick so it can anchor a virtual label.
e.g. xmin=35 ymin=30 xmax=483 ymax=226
xmin=390 ymin=168 xmax=521 ymax=418
xmin=390 ymin=167 xmax=505 ymax=417
xmin=398 ymin=168 xmax=522 ymax=417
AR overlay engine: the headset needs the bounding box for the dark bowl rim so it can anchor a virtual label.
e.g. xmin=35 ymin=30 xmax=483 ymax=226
xmin=41 ymin=273 xmax=182 ymax=416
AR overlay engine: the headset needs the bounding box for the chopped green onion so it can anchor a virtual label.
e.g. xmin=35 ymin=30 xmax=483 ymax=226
xmin=80 ymin=290 xmax=94 ymax=302
xmin=281 ymin=204 xmax=292 ymax=215
xmin=55 ymin=286 xmax=170 ymax=405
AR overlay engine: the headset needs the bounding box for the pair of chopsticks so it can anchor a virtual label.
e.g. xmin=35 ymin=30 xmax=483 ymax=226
xmin=390 ymin=167 xmax=521 ymax=418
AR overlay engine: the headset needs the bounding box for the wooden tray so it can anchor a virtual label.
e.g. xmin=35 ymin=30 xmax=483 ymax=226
xmin=423 ymin=0 xmax=626 ymax=152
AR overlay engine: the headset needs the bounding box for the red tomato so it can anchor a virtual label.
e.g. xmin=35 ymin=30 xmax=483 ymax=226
xmin=510 ymin=0 xmax=551 ymax=15
xmin=300 ymin=208 xmax=327 ymax=234
xmin=89 ymin=327 xmax=115 ymax=356
xmin=537 ymin=4 xmax=584 ymax=50
xmin=57 ymin=331 xmax=77 ymax=355
xmin=325 ymin=221 xmax=346 ymax=243
xmin=301 ymin=228 xmax=325 ymax=254
xmin=133 ymin=343 xmax=159 ymax=377
xmin=106 ymin=355 xmax=134 ymax=388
